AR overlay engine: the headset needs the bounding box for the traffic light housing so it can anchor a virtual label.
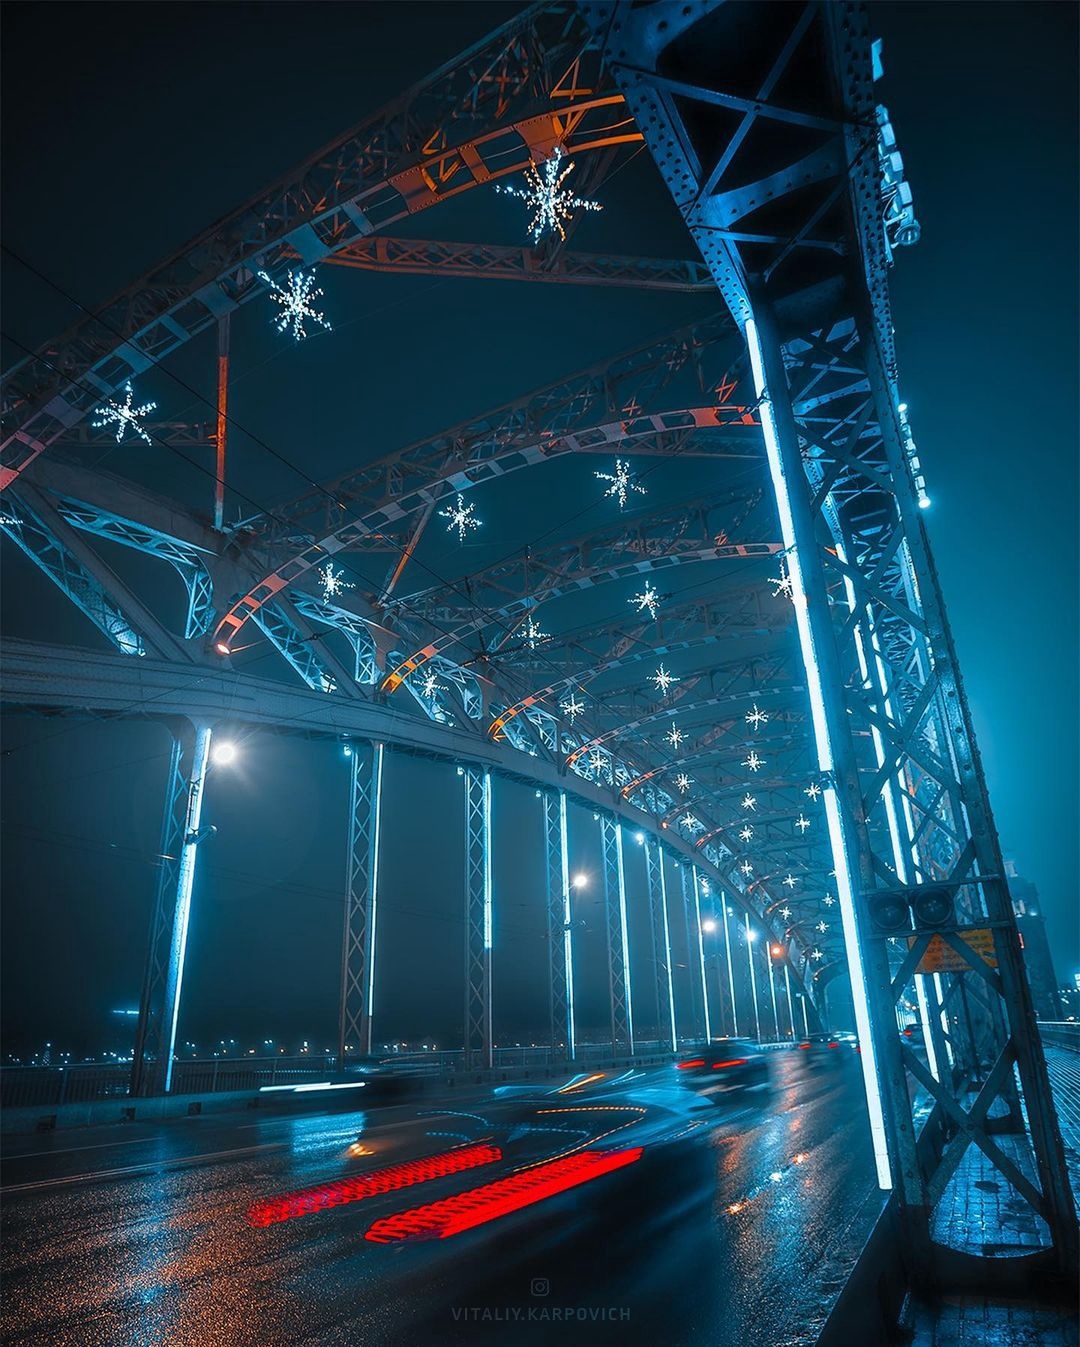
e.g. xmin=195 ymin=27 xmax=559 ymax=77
xmin=867 ymin=885 xmax=956 ymax=934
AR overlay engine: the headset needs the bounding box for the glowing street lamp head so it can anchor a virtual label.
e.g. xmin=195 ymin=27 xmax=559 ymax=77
xmin=571 ymin=873 xmax=589 ymax=890
xmin=771 ymin=944 xmax=785 ymax=958
xmin=214 ymin=641 xmax=231 ymax=656
xmin=701 ymin=918 xmax=718 ymax=933
xmin=211 ymin=741 xmax=238 ymax=766
xmin=746 ymin=928 xmax=758 ymax=943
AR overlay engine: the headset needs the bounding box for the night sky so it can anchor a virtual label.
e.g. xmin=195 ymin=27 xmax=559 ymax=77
xmin=1 ymin=2 xmax=1076 ymax=1057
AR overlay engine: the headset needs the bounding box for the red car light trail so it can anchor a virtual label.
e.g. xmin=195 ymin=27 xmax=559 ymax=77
xmin=247 ymin=1143 xmax=501 ymax=1228
xmin=364 ymin=1147 xmax=644 ymax=1243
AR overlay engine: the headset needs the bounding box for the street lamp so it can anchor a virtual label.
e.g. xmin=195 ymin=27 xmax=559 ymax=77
xmin=211 ymin=741 xmax=238 ymax=766
xmin=571 ymin=873 xmax=589 ymax=890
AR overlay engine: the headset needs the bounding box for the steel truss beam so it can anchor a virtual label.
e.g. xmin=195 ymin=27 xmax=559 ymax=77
xmin=325 ymin=236 xmax=713 ymax=291
xmin=463 ymin=767 xmax=493 ymax=1069
xmin=131 ymin=723 xmax=212 ymax=1095
xmin=2 ymin=4 xmax=638 ymax=486
xmin=543 ymin=791 xmax=575 ymax=1059
xmin=583 ymin=0 xmax=1076 ymax=1278
xmin=339 ymin=741 xmax=384 ymax=1059
xmin=2 ymin=484 xmax=189 ymax=661
xmin=599 ymin=815 xmax=633 ymax=1053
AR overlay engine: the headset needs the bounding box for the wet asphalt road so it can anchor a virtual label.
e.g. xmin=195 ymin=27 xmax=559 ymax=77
xmin=1 ymin=1052 xmax=881 ymax=1347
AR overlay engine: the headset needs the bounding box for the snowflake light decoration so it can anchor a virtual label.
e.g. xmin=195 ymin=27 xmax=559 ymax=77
xmin=681 ymin=814 xmax=701 ymax=833
xmin=664 ymin=722 xmax=684 ymax=750
xmin=439 ymin=494 xmax=481 ymax=542
xmin=811 ymin=948 xmax=824 ymax=962
xmin=522 ymin=615 xmax=548 ymax=649
xmin=674 ymin=772 xmax=692 ymax=794
xmin=783 ymin=874 xmax=797 ymax=889
xmin=319 ymin=562 xmax=354 ymax=600
xmin=741 ymin=793 xmax=757 ymax=811
xmin=596 ymin=459 xmax=647 ymax=510
xmin=823 ymin=894 xmax=836 ymax=907
xmin=629 ymin=581 xmax=661 ymax=620
xmin=780 ymin=906 xmax=792 ymax=920
xmin=745 ymin=704 xmax=769 ymax=730
xmin=771 ymin=558 xmax=794 ymax=600
xmin=795 ymin=814 xmax=811 ymax=834
xmin=805 ymin=782 xmax=822 ymax=801
xmin=257 ymin=269 xmax=331 ymax=342
xmin=587 ymin=747 xmax=609 ymax=780
xmin=738 ymin=825 xmax=754 ymax=844
xmin=743 ymin=751 xmax=763 ymax=773
xmin=560 ymin=693 xmax=585 ymax=723
xmin=740 ymin=860 xmax=754 ymax=877
xmin=816 ymin=921 xmax=829 ymax=934
xmin=494 ymin=145 xmax=602 ymax=243
xmin=92 ymin=381 xmax=157 ymax=446
xmin=651 ymin=664 xmax=679 ymax=696
xmin=418 ymin=669 xmax=442 ymax=700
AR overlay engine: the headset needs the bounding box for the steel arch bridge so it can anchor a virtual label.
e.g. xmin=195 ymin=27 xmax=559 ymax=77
xmin=0 ymin=0 xmax=1074 ymax=1291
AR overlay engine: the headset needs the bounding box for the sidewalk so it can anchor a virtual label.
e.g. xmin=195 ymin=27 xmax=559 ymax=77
xmin=902 ymin=1046 xmax=1080 ymax=1347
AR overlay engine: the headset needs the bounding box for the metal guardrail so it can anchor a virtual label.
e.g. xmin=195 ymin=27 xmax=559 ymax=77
xmin=1038 ymin=1021 xmax=1080 ymax=1053
xmin=0 ymin=1037 xmax=800 ymax=1109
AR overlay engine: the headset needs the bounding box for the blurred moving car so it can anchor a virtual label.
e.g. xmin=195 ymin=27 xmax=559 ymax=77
xmin=674 ymin=1039 xmax=771 ymax=1099
xmin=796 ymin=1033 xmax=845 ymax=1067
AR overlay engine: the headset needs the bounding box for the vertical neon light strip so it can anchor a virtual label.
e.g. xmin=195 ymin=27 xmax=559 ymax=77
xmin=691 ymin=870 xmax=711 ymax=1040
xmin=783 ymin=963 xmax=795 ymax=1039
xmin=744 ymin=913 xmax=761 ymax=1042
xmin=801 ymin=994 xmax=810 ymax=1037
xmin=559 ymin=792 xmax=576 ymax=1060
xmin=163 ymin=724 xmax=212 ymax=1094
xmin=765 ymin=943 xmax=780 ymax=1042
xmin=657 ymin=849 xmax=677 ymax=1051
xmin=837 ymin=547 xmax=940 ymax=1083
xmin=363 ymin=743 xmax=385 ymax=1054
xmin=614 ymin=824 xmax=634 ymax=1052
xmin=721 ymin=895 xmax=739 ymax=1034
xmin=482 ymin=771 xmax=493 ymax=949
xmin=746 ymin=316 xmax=892 ymax=1189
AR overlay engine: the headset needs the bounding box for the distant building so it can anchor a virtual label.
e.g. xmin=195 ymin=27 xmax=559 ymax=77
xmin=1006 ymin=860 xmax=1063 ymax=1021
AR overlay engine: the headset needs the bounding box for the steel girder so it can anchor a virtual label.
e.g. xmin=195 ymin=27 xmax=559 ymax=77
xmin=542 ymin=791 xmax=575 ymax=1059
xmin=325 ymin=236 xmax=714 ymax=291
xmin=599 ymin=815 xmax=632 ymax=1053
xmin=463 ymin=767 xmax=494 ymax=1070
xmin=52 ymin=496 xmax=215 ymax=640
xmin=1 ymin=484 xmax=191 ymax=662
xmin=339 ymin=741 xmax=384 ymax=1059
xmin=1 ymin=4 xmax=639 ymax=487
xmin=130 ymin=723 xmax=212 ymax=1096
xmin=582 ymin=0 xmax=1076 ymax=1276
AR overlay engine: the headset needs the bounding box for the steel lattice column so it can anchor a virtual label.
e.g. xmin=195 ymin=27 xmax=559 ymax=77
xmin=599 ymin=815 xmax=633 ymax=1055
xmin=131 ymin=723 xmax=212 ymax=1096
xmin=681 ymin=866 xmax=712 ymax=1042
xmin=645 ymin=839 xmax=677 ymax=1052
xmin=542 ymin=791 xmax=575 ymax=1060
xmin=463 ymin=768 xmax=493 ymax=1070
xmin=338 ymin=742 xmax=384 ymax=1060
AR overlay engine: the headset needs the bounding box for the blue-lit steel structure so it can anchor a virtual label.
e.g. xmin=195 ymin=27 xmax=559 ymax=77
xmin=1 ymin=0 xmax=1074 ymax=1294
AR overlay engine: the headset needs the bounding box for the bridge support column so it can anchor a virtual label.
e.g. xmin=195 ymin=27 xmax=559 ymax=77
xmin=599 ymin=816 xmax=633 ymax=1055
xmin=542 ymin=791 xmax=575 ymax=1061
xmin=338 ymin=741 xmax=384 ymax=1061
xmin=131 ymin=723 xmax=212 ymax=1097
xmin=463 ymin=768 xmax=493 ymax=1070
xmin=645 ymin=839 xmax=676 ymax=1052
xmin=682 ymin=866 xmax=711 ymax=1042
xmin=721 ymin=892 xmax=740 ymax=1037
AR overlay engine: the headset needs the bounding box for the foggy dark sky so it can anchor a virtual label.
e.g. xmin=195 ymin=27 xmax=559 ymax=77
xmin=1 ymin=2 xmax=1076 ymax=1055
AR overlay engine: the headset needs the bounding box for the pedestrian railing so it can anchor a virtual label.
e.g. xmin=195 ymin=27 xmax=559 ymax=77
xmin=1039 ymin=1021 xmax=1080 ymax=1053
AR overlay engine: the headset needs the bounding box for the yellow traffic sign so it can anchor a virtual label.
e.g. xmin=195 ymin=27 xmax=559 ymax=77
xmin=911 ymin=928 xmax=998 ymax=975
